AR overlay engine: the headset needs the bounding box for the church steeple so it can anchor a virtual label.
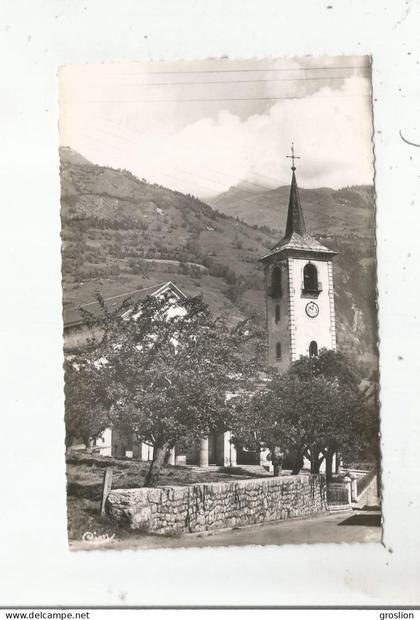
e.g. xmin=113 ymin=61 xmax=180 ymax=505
xmin=284 ymin=168 xmax=306 ymax=237
xmin=257 ymin=145 xmax=338 ymax=371
xmin=259 ymin=144 xmax=336 ymax=263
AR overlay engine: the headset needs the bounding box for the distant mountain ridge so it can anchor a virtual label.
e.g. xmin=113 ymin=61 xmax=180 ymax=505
xmin=59 ymin=146 xmax=93 ymax=167
xmin=209 ymin=182 xmax=375 ymax=238
xmin=60 ymin=147 xmax=378 ymax=374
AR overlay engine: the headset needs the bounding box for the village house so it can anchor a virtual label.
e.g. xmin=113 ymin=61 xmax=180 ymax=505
xmin=63 ymin=281 xmax=187 ymax=351
xmin=64 ymin=280 xmax=240 ymax=466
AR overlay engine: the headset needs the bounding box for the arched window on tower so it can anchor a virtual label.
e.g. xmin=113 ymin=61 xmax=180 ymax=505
xmin=276 ymin=342 xmax=282 ymax=360
xmin=270 ymin=266 xmax=282 ymax=298
xmin=275 ymin=304 xmax=280 ymax=323
xmin=309 ymin=340 xmax=318 ymax=357
xmin=303 ymin=263 xmax=319 ymax=293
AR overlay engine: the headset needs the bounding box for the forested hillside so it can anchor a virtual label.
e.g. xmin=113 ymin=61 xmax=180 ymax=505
xmin=210 ymin=181 xmax=375 ymax=237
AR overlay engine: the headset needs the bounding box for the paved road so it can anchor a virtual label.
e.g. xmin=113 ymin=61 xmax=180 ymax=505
xmin=71 ymin=508 xmax=382 ymax=551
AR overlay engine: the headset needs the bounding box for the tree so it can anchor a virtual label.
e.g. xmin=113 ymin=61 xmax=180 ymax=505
xmin=79 ymin=293 xmax=261 ymax=487
xmin=288 ymin=348 xmax=362 ymax=390
xmin=232 ymin=372 xmax=352 ymax=478
xmin=231 ymin=349 xmax=375 ymax=480
xmin=63 ymin=358 xmax=111 ymax=450
xmin=286 ymin=349 xmax=374 ymax=478
xmin=230 ymin=370 xmax=288 ymax=476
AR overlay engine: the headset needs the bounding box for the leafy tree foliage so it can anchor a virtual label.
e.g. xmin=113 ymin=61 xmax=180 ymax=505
xmin=64 ymin=358 xmax=111 ymax=450
xmin=288 ymin=348 xmax=378 ymax=475
xmin=230 ymin=369 xmax=286 ymax=476
xmin=74 ymin=293 xmax=261 ymax=486
xmin=232 ymin=349 xmax=377 ymax=479
xmin=289 ymin=348 xmax=362 ymax=388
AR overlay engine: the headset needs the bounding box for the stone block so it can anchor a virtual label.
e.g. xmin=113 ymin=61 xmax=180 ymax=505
xmin=147 ymin=488 xmax=162 ymax=503
xmin=133 ymin=506 xmax=152 ymax=529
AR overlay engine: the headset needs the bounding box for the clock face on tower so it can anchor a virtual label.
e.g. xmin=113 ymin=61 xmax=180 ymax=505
xmin=305 ymin=301 xmax=319 ymax=318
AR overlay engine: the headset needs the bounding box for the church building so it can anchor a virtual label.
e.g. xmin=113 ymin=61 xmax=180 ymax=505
xmin=200 ymin=149 xmax=339 ymax=470
xmin=258 ymin=148 xmax=337 ymax=371
xmin=66 ymin=150 xmax=339 ymax=472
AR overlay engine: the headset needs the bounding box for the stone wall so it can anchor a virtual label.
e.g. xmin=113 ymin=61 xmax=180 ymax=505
xmin=106 ymin=474 xmax=327 ymax=535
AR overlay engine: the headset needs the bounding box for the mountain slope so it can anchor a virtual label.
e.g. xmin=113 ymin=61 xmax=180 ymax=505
xmin=60 ymin=147 xmax=277 ymax=323
xmin=210 ymin=183 xmax=375 ymax=238
xmin=60 ymin=147 xmax=378 ymax=372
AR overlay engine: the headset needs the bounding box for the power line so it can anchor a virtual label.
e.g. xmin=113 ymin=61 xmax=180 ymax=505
xmin=79 ymin=120 xmax=277 ymax=196
xmin=78 ymin=94 xmax=370 ymax=104
xmin=86 ymin=115 xmax=288 ymax=190
xmin=79 ymin=127 xmax=229 ymax=192
xmin=77 ymin=130 xmax=276 ymax=209
xmin=101 ymin=75 xmax=365 ymax=87
xmin=79 ymin=131 xmax=213 ymax=192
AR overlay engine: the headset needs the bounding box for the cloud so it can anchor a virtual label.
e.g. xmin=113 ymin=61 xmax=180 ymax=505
xmin=61 ymin=72 xmax=374 ymax=197
xmin=158 ymin=75 xmax=373 ymax=196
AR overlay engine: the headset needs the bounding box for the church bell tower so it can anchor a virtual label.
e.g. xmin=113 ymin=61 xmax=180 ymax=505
xmin=259 ymin=145 xmax=337 ymax=370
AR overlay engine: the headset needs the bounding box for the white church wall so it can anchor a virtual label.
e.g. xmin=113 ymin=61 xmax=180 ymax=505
xmin=215 ymin=431 xmax=237 ymax=467
xmin=265 ymin=260 xmax=291 ymax=370
xmin=95 ymin=427 xmax=113 ymax=456
xmin=288 ymin=257 xmax=336 ymax=361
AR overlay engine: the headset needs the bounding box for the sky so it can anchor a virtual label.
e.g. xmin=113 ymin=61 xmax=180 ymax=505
xmin=59 ymin=56 xmax=374 ymax=199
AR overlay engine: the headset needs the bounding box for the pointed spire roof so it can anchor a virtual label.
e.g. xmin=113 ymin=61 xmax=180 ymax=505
xmin=285 ymin=169 xmax=306 ymax=237
xmin=258 ymin=147 xmax=336 ymax=262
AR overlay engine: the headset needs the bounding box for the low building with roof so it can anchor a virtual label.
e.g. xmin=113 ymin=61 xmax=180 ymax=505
xmin=64 ymin=280 xmax=239 ymax=466
xmin=63 ymin=281 xmax=187 ymax=351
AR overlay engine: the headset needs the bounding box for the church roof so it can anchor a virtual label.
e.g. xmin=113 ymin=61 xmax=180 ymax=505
xmin=259 ymin=232 xmax=336 ymax=261
xmin=259 ymin=158 xmax=336 ymax=262
xmin=63 ymin=281 xmax=187 ymax=329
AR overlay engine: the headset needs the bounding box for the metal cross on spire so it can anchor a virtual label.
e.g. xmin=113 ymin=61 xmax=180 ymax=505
xmin=286 ymin=142 xmax=301 ymax=171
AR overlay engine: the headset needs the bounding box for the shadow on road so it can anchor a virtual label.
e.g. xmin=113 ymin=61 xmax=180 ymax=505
xmin=357 ymin=504 xmax=381 ymax=511
xmin=338 ymin=509 xmax=381 ymax=527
